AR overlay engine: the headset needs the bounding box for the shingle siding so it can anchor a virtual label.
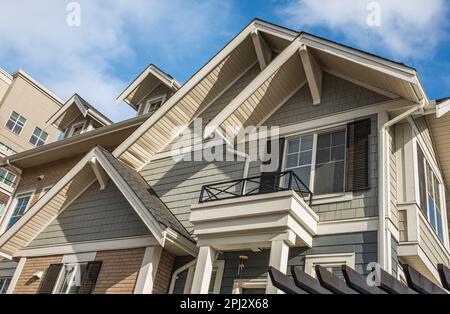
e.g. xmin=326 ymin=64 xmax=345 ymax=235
xmin=27 ymin=181 xmax=151 ymax=248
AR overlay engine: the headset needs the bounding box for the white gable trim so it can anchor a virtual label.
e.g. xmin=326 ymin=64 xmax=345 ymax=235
xmin=46 ymin=94 xmax=87 ymax=127
xmin=437 ymin=99 xmax=450 ymax=118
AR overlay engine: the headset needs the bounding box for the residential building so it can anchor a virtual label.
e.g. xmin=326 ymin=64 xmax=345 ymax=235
xmin=0 ymin=68 xmax=63 ymax=234
xmin=0 ymin=19 xmax=449 ymax=294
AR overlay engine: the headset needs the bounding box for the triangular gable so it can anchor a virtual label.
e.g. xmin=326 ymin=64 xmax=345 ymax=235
xmin=117 ymin=64 xmax=181 ymax=110
xmin=0 ymin=146 xmax=193 ymax=258
xmin=47 ymin=94 xmax=112 ymax=130
xmin=113 ymin=19 xmax=298 ymax=170
xmin=203 ymin=32 xmax=429 ymax=141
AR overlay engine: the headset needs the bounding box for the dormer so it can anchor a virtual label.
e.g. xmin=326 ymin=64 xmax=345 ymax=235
xmin=116 ymin=64 xmax=180 ymax=116
xmin=47 ymin=94 xmax=112 ymax=139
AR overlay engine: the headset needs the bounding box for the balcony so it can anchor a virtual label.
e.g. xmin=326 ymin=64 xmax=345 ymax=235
xmin=191 ymin=171 xmax=319 ymax=251
xmin=398 ymin=204 xmax=450 ymax=284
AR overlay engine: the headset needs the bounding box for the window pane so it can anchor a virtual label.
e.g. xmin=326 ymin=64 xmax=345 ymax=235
xmin=293 ymin=166 xmax=311 ymax=188
xmin=332 ymin=131 xmax=346 ymax=146
xmin=316 ymin=148 xmax=330 ymax=164
xmin=417 ymin=149 xmax=427 ymax=216
xmin=331 ymin=146 xmax=345 ymax=161
xmin=286 ymin=154 xmax=299 ymax=168
xmin=299 ymin=151 xmax=312 ymax=166
xmin=288 ymin=139 xmax=299 ymax=154
xmin=428 ymin=196 xmax=436 ymax=230
xmin=436 ymin=212 xmax=443 ymax=240
xmin=314 ymin=161 xmax=345 ymax=194
xmin=317 ymin=133 xmax=331 ymax=149
xmin=300 ymin=135 xmax=313 ymax=151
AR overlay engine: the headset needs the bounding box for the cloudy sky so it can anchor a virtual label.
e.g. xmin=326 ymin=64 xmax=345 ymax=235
xmin=0 ymin=0 xmax=448 ymax=122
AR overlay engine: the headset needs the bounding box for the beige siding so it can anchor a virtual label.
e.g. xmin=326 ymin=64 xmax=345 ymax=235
xmin=419 ymin=220 xmax=450 ymax=267
xmin=388 ymin=127 xmax=399 ymax=228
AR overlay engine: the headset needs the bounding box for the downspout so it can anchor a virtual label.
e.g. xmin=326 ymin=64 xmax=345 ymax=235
xmin=378 ymin=100 xmax=425 ymax=271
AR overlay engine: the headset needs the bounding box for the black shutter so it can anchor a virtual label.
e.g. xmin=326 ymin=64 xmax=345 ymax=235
xmin=37 ymin=264 xmax=63 ymax=294
xmin=346 ymin=119 xmax=371 ymax=192
xmin=78 ymin=261 xmax=102 ymax=294
xmin=259 ymin=138 xmax=285 ymax=193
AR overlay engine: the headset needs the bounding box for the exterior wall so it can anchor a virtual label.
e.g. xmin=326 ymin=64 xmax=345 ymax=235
xmin=0 ymin=73 xmax=61 ymax=153
xmin=389 ymin=127 xmax=399 ymax=228
xmin=28 ymin=181 xmax=151 ymax=248
xmin=391 ymin=237 xmax=399 ymax=278
xmin=13 ymin=255 xmax=62 ymax=294
xmin=153 ymin=250 xmax=175 ymax=294
xmin=12 ymin=248 xmax=147 ymax=294
xmin=93 ymin=248 xmax=145 ymax=294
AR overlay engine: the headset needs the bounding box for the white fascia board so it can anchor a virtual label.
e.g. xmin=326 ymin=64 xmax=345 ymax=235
xmin=203 ymin=39 xmax=302 ymax=139
xmin=299 ymin=34 xmax=418 ymax=84
xmin=0 ymin=149 xmax=96 ymax=249
xmin=46 ymin=95 xmax=83 ymax=127
xmin=252 ymin=20 xmax=299 ymax=42
xmin=113 ymin=21 xmax=258 ymax=158
xmin=436 ymin=99 xmax=450 ymax=118
xmin=116 ymin=65 xmax=180 ymax=105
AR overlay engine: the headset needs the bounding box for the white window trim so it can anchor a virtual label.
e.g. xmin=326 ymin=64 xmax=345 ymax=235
xmin=282 ymin=125 xmax=349 ymax=200
xmin=232 ymin=278 xmax=267 ymax=294
xmin=5 ymin=111 xmax=27 ymax=136
xmin=174 ymin=260 xmax=225 ymax=294
xmin=29 ymin=127 xmax=49 ymax=147
xmin=304 ymin=253 xmax=355 ymax=278
xmin=1 ymin=189 xmax=35 ymax=232
xmin=138 ymin=94 xmax=166 ymax=116
xmin=211 ymin=260 xmax=225 ymax=294
xmin=68 ymin=121 xmax=86 ymax=138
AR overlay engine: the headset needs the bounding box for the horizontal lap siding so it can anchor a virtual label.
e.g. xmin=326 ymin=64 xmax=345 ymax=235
xmin=13 ymin=255 xmax=62 ymax=294
xmin=153 ymin=250 xmax=175 ymax=294
xmin=94 ymin=248 xmax=146 ymax=294
xmin=388 ymin=127 xmax=399 ymax=228
xmin=27 ymin=181 xmax=150 ymax=248
xmin=140 ymin=158 xmax=246 ymax=233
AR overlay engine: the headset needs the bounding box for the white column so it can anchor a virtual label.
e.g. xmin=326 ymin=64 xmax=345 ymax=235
xmin=190 ymin=246 xmax=216 ymax=294
xmin=6 ymin=257 xmax=26 ymax=294
xmin=133 ymin=246 xmax=162 ymax=294
xmin=266 ymin=240 xmax=289 ymax=294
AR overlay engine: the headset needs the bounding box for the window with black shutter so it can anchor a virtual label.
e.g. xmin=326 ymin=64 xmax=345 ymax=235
xmin=37 ymin=264 xmax=63 ymax=294
xmin=78 ymin=261 xmax=102 ymax=294
xmin=346 ymin=118 xmax=371 ymax=192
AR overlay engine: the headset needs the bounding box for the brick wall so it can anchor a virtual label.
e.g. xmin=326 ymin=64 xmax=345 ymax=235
xmin=153 ymin=250 xmax=175 ymax=294
xmin=93 ymin=248 xmax=145 ymax=294
xmin=13 ymin=255 xmax=62 ymax=294
xmin=15 ymin=155 xmax=82 ymax=207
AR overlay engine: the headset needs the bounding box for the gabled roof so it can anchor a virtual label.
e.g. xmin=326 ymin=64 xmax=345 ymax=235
xmin=113 ymin=19 xmax=298 ymax=170
xmin=47 ymin=94 xmax=113 ymax=130
xmin=0 ymin=146 xmax=193 ymax=259
xmin=117 ymin=64 xmax=181 ymax=110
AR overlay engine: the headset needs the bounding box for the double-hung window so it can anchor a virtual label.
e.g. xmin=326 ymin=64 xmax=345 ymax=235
xmin=285 ymin=130 xmax=347 ymax=195
xmin=8 ymin=193 xmax=32 ymax=228
xmin=417 ymin=146 xmax=444 ymax=241
xmin=54 ymin=263 xmax=88 ymax=294
xmin=0 ymin=277 xmax=12 ymax=294
xmin=29 ymin=127 xmax=49 ymax=147
xmin=0 ymin=168 xmax=16 ymax=187
xmin=5 ymin=111 xmax=27 ymax=135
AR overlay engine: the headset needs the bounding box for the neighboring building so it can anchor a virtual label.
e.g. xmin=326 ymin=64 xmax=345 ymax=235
xmin=0 ymin=19 xmax=449 ymax=294
xmin=0 ymin=68 xmax=64 ymax=233
xmin=47 ymin=94 xmax=113 ymax=139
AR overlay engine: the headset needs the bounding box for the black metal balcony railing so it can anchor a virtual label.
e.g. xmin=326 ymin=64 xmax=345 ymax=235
xmin=199 ymin=171 xmax=313 ymax=205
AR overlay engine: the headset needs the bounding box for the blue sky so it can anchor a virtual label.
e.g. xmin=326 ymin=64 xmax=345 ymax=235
xmin=0 ymin=0 xmax=449 ymax=122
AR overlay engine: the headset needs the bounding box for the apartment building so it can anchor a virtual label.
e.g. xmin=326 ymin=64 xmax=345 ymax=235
xmin=0 ymin=68 xmax=64 ymax=235
xmin=0 ymin=19 xmax=449 ymax=294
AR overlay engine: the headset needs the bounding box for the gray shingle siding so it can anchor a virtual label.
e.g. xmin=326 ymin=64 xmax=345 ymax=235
xmin=391 ymin=236 xmax=399 ymax=278
xmin=28 ymin=181 xmax=151 ymax=248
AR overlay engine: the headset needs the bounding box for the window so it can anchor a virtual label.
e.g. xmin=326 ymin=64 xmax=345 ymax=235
xmin=417 ymin=146 xmax=444 ymax=241
xmin=0 ymin=142 xmax=16 ymax=156
xmin=68 ymin=122 xmax=85 ymax=137
xmin=5 ymin=111 xmax=27 ymax=135
xmin=138 ymin=95 xmax=165 ymax=116
xmin=29 ymin=127 xmax=48 ymax=147
xmin=0 ymin=277 xmax=12 ymax=294
xmin=54 ymin=263 xmax=88 ymax=294
xmin=0 ymin=168 xmax=17 ymax=187
xmin=285 ymin=129 xmax=346 ymax=195
xmin=8 ymin=193 xmax=32 ymax=228
xmin=304 ymin=253 xmax=355 ymax=279
xmin=0 ymin=202 xmax=5 ymax=219
xmin=208 ymin=261 xmax=225 ymax=294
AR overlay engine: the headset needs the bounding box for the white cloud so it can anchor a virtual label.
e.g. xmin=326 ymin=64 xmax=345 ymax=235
xmin=279 ymin=0 xmax=448 ymax=60
xmin=0 ymin=0 xmax=235 ymax=121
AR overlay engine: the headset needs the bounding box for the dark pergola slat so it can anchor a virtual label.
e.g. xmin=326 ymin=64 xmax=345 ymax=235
xmin=403 ymin=264 xmax=447 ymax=294
xmin=438 ymin=264 xmax=450 ymax=291
xmin=341 ymin=265 xmax=387 ymax=294
xmin=292 ymin=267 xmax=333 ymax=294
xmin=377 ymin=268 xmax=417 ymax=294
xmin=315 ymin=265 xmax=359 ymax=294
xmin=268 ymin=267 xmax=309 ymax=294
